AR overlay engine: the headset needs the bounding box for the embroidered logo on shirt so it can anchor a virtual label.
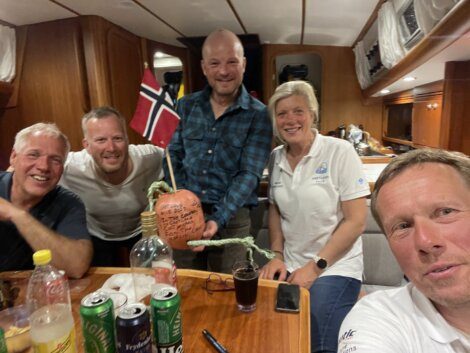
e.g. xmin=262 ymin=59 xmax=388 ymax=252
xmin=338 ymin=329 xmax=357 ymax=353
xmin=312 ymin=162 xmax=329 ymax=183
xmin=315 ymin=162 xmax=328 ymax=174
xmin=358 ymin=178 xmax=365 ymax=185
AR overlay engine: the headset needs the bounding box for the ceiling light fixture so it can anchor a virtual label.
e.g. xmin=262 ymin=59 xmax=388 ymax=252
xmin=403 ymin=76 xmax=416 ymax=82
xmin=380 ymin=89 xmax=390 ymax=94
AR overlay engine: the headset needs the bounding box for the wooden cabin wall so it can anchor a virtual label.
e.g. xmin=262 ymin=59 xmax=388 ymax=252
xmin=0 ymin=18 xmax=89 ymax=166
xmin=80 ymin=16 xmax=147 ymax=146
xmin=440 ymin=60 xmax=470 ymax=155
xmin=0 ymin=16 xmax=189 ymax=169
xmin=262 ymin=44 xmax=383 ymax=140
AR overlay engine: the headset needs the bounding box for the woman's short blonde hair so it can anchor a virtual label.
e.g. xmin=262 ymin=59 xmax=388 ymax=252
xmin=268 ymin=80 xmax=319 ymax=144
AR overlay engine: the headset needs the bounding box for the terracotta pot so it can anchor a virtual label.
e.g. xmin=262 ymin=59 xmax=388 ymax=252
xmin=154 ymin=189 xmax=205 ymax=249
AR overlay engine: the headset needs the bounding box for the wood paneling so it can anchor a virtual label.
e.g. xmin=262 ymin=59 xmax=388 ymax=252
xmin=262 ymin=44 xmax=383 ymax=139
xmin=80 ymin=16 xmax=112 ymax=108
xmin=106 ymin=25 xmax=146 ymax=145
xmin=440 ymin=61 xmax=470 ymax=155
xmin=382 ymin=81 xmax=445 ymax=149
xmin=0 ymin=15 xmax=188 ymax=157
xmin=412 ymin=94 xmax=443 ymax=148
xmin=0 ymin=18 xmax=89 ymax=154
xmin=0 ymin=82 xmax=13 ymax=108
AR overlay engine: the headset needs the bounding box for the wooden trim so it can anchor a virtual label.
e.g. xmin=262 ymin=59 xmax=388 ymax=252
xmin=226 ymin=0 xmax=247 ymax=34
xmin=384 ymin=92 xmax=414 ymax=105
xmin=412 ymin=80 xmax=444 ymax=97
xmin=384 ymin=80 xmax=444 ymax=104
xmin=361 ymin=156 xmax=392 ymax=164
xmin=363 ymin=0 xmax=470 ymax=97
xmin=440 ymin=61 xmax=470 ymax=152
xmin=80 ymin=16 xmax=112 ymax=106
xmin=382 ymin=136 xmax=414 ymax=146
xmin=352 ymin=0 xmax=386 ymax=48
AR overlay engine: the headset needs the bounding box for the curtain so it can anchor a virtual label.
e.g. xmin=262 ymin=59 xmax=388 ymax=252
xmin=0 ymin=25 xmax=16 ymax=82
xmin=378 ymin=1 xmax=406 ymax=69
xmin=353 ymin=41 xmax=372 ymax=89
xmin=414 ymin=0 xmax=456 ymax=34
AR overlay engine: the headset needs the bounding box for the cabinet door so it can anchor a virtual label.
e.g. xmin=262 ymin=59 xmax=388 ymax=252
xmin=412 ymin=95 xmax=443 ymax=148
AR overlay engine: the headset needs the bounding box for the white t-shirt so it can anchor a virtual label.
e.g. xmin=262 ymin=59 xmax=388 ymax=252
xmin=268 ymin=131 xmax=370 ymax=279
xmin=338 ymin=283 xmax=470 ymax=353
xmin=60 ymin=144 xmax=164 ymax=241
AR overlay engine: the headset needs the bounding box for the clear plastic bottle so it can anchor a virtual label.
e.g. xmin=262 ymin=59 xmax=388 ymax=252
xmin=27 ymin=249 xmax=76 ymax=353
xmin=130 ymin=211 xmax=177 ymax=305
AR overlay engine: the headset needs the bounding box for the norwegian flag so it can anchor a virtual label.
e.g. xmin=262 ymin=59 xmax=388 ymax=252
xmin=130 ymin=68 xmax=180 ymax=148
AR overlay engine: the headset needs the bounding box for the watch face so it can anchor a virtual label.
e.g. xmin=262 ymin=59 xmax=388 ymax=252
xmin=317 ymin=258 xmax=327 ymax=269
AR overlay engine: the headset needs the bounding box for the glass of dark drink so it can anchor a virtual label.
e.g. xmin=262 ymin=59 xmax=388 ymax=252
xmin=232 ymin=260 xmax=259 ymax=312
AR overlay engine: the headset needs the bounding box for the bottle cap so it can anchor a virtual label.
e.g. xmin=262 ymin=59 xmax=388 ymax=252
xmin=33 ymin=249 xmax=52 ymax=265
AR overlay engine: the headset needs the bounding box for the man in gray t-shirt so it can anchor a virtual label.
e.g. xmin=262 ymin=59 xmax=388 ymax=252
xmin=60 ymin=106 xmax=164 ymax=267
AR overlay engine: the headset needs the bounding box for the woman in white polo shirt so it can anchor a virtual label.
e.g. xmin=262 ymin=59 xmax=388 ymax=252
xmin=260 ymin=81 xmax=370 ymax=353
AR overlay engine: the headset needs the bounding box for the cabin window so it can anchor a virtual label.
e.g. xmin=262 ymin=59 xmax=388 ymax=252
xmin=397 ymin=0 xmax=423 ymax=50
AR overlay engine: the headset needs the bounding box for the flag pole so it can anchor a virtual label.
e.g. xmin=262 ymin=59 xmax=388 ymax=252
xmin=165 ymin=147 xmax=178 ymax=192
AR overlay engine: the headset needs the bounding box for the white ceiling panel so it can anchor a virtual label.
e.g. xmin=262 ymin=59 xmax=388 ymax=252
xmin=138 ymin=0 xmax=243 ymax=37
xmin=304 ymin=0 xmax=379 ymax=46
xmin=0 ymin=0 xmax=76 ymax=26
xmin=59 ymin=0 xmax=183 ymax=46
xmin=232 ymin=0 xmax=302 ymax=44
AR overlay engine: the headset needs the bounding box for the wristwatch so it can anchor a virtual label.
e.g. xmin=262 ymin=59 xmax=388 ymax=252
xmin=312 ymin=255 xmax=328 ymax=270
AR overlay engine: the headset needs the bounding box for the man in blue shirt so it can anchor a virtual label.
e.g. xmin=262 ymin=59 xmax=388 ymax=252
xmin=0 ymin=123 xmax=92 ymax=278
xmin=164 ymin=28 xmax=272 ymax=273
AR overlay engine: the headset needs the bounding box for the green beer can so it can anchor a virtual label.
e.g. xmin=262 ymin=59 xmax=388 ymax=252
xmin=150 ymin=286 xmax=183 ymax=353
xmin=0 ymin=327 xmax=7 ymax=353
xmin=80 ymin=291 xmax=116 ymax=353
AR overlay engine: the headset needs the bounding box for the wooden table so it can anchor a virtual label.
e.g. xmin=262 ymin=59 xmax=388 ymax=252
xmin=1 ymin=267 xmax=310 ymax=353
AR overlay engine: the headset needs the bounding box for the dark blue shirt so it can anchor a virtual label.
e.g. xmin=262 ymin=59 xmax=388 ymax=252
xmin=0 ymin=171 xmax=90 ymax=271
xmin=164 ymin=85 xmax=272 ymax=228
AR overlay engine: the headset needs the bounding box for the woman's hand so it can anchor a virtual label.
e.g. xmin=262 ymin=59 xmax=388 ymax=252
xmin=260 ymin=258 xmax=288 ymax=281
xmin=287 ymin=262 xmax=319 ymax=289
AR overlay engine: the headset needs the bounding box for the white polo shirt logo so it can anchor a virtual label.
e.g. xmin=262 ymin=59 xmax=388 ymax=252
xmin=313 ymin=162 xmax=329 ymax=184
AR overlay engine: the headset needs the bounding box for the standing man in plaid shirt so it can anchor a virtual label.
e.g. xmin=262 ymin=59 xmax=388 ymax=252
xmin=164 ymin=28 xmax=272 ymax=273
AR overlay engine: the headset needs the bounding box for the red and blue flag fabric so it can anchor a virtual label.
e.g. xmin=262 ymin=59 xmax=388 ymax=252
xmin=130 ymin=68 xmax=180 ymax=148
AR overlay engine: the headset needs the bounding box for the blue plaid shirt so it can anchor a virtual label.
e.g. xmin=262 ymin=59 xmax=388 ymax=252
xmin=164 ymin=85 xmax=272 ymax=228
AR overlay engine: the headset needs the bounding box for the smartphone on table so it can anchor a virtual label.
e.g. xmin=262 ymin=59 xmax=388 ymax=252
xmin=275 ymin=283 xmax=300 ymax=313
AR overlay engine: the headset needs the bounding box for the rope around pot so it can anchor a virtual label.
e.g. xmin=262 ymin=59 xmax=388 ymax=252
xmin=187 ymin=237 xmax=276 ymax=262
xmin=147 ymin=181 xmax=276 ymax=262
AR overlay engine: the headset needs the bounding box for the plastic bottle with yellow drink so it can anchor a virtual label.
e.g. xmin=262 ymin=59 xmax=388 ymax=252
xmin=26 ymin=250 xmax=76 ymax=353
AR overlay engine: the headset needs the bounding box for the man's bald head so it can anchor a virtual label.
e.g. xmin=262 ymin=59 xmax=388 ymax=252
xmin=202 ymin=29 xmax=244 ymax=60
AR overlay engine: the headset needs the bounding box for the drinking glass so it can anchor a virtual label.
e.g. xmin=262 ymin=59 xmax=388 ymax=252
xmin=232 ymin=261 xmax=259 ymax=313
